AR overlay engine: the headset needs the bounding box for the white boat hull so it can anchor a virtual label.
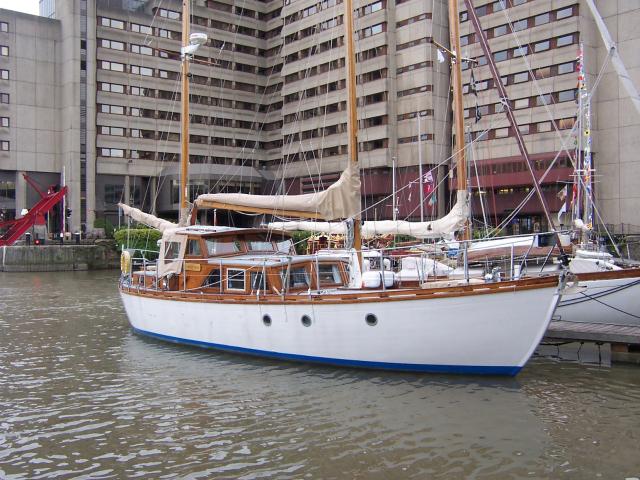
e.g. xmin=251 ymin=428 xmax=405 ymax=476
xmin=555 ymin=274 xmax=640 ymax=326
xmin=120 ymin=283 xmax=560 ymax=376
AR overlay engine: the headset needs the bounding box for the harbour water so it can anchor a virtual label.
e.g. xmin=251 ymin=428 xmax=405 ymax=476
xmin=1 ymin=271 xmax=639 ymax=479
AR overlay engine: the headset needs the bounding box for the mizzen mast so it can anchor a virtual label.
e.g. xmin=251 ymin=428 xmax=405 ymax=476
xmin=448 ymin=0 xmax=470 ymax=241
xmin=343 ymin=0 xmax=362 ymax=263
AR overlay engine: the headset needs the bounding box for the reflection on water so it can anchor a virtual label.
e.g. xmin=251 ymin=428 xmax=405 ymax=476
xmin=1 ymin=271 xmax=639 ymax=479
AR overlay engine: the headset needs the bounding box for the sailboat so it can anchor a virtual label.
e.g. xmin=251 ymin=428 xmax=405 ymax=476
xmin=117 ymin=0 xmax=564 ymax=375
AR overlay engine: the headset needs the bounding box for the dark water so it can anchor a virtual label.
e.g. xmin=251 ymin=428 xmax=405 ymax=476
xmin=1 ymin=271 xmax=639 ymax=479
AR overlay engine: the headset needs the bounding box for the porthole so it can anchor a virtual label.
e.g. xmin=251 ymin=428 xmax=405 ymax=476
xmin=365 ymin=313 xmax=378 ymax=326
xmin=301 ymin=315 xmax=312 ymax=327
xmin=263 ymin=314 xmax=272 ymax=326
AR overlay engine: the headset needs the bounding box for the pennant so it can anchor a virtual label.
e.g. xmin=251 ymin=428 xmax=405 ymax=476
xmin=474 ymin=103 xmax=482 ymax=123
xmin=557 ymin=185 xmax=567 ymax=202
xmin=470 ymin=68 xmax=478 ymax=96
xmin=437 ymin=49 xmax=445 ymax=64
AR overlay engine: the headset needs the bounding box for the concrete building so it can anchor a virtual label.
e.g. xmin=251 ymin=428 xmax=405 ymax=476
xmin=1 ymin=0 xmax=639 ymax=236
xmin=458 ymin=0 xmax=640 ymax=235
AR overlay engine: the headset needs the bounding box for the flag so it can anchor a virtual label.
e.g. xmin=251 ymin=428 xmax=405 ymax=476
xmin=558 ymin=202 xmax=567 ymax=223
xmin=470 ymin=68 xmax=478 ymax=96
xmin=422 ymin=171 xmax=434 ymax=197
xmin=557 ymin=185 xmax=567 ymax=202
xmin=437 ymin=49 xmax=445 ymax=64
xmin=474 ymin=103 xmax=482 ymax=123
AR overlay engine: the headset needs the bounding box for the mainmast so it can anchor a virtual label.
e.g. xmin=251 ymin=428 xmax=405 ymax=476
xmin=448 ymin=0 xmax=470 ymax=240
xmin=344 ymin=0 xmax=362 ymax=263
xmin=464 ymin=0 xmax=569 ymax=264
xmin=180 ymin=0 xmax=191 ymax=225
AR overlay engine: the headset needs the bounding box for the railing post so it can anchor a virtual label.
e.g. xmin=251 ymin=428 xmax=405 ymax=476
xmin=463 ymin=240 xmax=469 ymax=283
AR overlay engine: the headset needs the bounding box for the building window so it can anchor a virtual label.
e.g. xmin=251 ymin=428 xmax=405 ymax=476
xmin=534 ymin=40 xmax=550 ymax=52
xmin=558 ymin=89 xmax=576 ymax=102
xmin=0 ymin=140 xmax=9 ymax=151
xmin=130 ymin=23 xmax=152 ymax=35
xmin=535 ymin=94 xmax=552 ymax=106
xmin=513 ymin=98 xmax=529 ymax=109
xmin=534 ymin=13 xmax=550 ymax=26
xmin=494 ymin=50 xmax=508 ymax=62
xmin=557 ymin=61 xmax=575 ymax=75
xmin=513 ymin=72 xmax=529 ymax=84
xmin=100 ymin=148 xmax=124 ymax=157
xmin=158 ymin=8 xmax=180 ymax=20
xmin=493 ymin=25 xmax=507 ymax=37
xmin=556 ymin=6 xmax=573 ymax=20
xmin=131 ymin=44 xmax=153 ymax=55
xmin=99 ymin=126 xmax=125 ymax=136
xmin=131 ymin=65 xmax=153 ymax=76
xmin=99 ymin=82 xmax=125 ymax=94
xmin=512 ymin=19 xmax=528 ymax=32
xmin=513 ymin=45 xmax=528 ymax=57
xmin=537 ymin=121 xmax=551 ymax=132
xmin=100 ymin=17 xmax=125 ymax=30
xmin=558 ymin=117 xmax=575 ymax=130
xmin=361 ymin=23 xmax=385 ymax=38
xmin=0 ymin=22 xmax=8 ymax=32
xmin=100 ymin=60 xmax=125 ymax=72
xmin=556 ymin=34 xmax=574 ymax=47
xmin=99 ymin=39 xmax=125 ymax=51
xmin=1 ymin=117 xmax=8 ymax=127
xmin=494 ymin=128 xmax=509 ymax=138
xmin=0 ymin=93 xmax=8 ymax=103
xmin=99 ymin=104 xmax=125 ymax=115
xmin=0 ymin=46 xmax=7 ymax=56
xmin=104 ymin=184 xmax=124 ymax=205
xmin=0 ymin=69 xmax=8 ymax=80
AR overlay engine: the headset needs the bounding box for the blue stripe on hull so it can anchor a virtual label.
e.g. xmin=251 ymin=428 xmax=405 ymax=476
xmin=131 ymin=327 xmax=521 ymax=376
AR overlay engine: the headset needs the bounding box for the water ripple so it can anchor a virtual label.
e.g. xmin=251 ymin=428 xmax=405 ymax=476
xmin=1 ymin=271 xmax=640 ymax=478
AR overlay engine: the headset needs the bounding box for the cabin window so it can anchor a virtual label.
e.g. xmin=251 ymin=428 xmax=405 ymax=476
xmin=227 ymin=269 xmax=246 ymax=290
xmin=284 ymin=267 xmax=310 ymax=289
xmin=202 ymin=269 xmax=221 ymax=288
xmin=318 ymin=264 xmax=342 ymax=285
xmin=277 ymin=239 xmax=294 ymax=254
xmin=164 ymin=241 xmax=181 ymax=262
xmin=187 ymin=239 xmax=202 ymax=256
xmin=206 ymin=239 xmax=241 ymax=256
xmin=250 ymin=271 xmax=266 ymax=291
xmin=248 ymin=241 xmax=273 ymax=251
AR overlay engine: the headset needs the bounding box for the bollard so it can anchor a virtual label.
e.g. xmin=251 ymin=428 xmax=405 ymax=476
xmin=25 ymin=232 xmax=32 ymax=245
xmin=74 ymin=232 xmax=81 ymax=245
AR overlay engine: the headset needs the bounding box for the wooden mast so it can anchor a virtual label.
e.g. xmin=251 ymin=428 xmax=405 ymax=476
xmin=344 ymin=0 xmax=362 ymax=263
xmin=179 ymin=0 xmax=191 ymax=224
xmin=448 ymin=0 xmax=470 ymax=240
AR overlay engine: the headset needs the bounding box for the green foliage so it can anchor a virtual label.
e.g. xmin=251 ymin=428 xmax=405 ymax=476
xmin=93 ymin=217 xmax=115 ymax=238
xmin=114 ymin=228 xmax=162 ymax=260
xmin=291 ymin=230 xmax=312 ymax=254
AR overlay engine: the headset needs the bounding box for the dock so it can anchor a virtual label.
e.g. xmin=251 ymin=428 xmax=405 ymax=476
xmin=543 ymin=320 xmax=640 ymax=364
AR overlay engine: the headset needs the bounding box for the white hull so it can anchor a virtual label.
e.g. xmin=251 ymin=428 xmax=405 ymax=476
xmin=120 ymin=284 xmax=560 ymax=375
xmin=555 ymin=275 xmax=640 ymax=326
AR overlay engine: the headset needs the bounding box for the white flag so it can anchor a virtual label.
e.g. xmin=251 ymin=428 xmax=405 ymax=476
xmin=557 ymin=202 xmax=567 ymax=223
xmin=437 ymin=49 xmax=445 ymax=64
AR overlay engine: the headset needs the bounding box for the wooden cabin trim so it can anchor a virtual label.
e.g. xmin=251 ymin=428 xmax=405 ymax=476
xmin=121 ymin=275 xmax=559 ymax=305
xmin=574 ymin=267 xmax=640 ymax=282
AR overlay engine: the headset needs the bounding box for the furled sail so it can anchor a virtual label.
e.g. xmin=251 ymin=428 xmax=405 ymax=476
xmin=118 ymin=203 xmax=177 ymax=232
xmin=584 ymin=0 xmax=640 ymax=116
xmin=194 ymin=164 xmax=361 ymax=220
xmin=268 ymin=220 xmax=348 ymax=235
xmin=362 ymin=190 xmax=469 ymax=239
xmin=267 ymin=190 xmax=470 ymax=239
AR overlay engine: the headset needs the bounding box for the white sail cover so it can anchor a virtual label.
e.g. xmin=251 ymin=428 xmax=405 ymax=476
xmin=118 ymin=203 xmax=177 ymax=232
xmin=267 ymin=190 xmax=470 ymax=239
xmin=585 ymin=0 xmax=640 ymax=116
xmin=194 ymin=164 xmax=361 ymax=220
xmin=361 ymin=191 xmax=469 ymax=239
xmin=268 ymin=220 xmax=348 ymax=235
